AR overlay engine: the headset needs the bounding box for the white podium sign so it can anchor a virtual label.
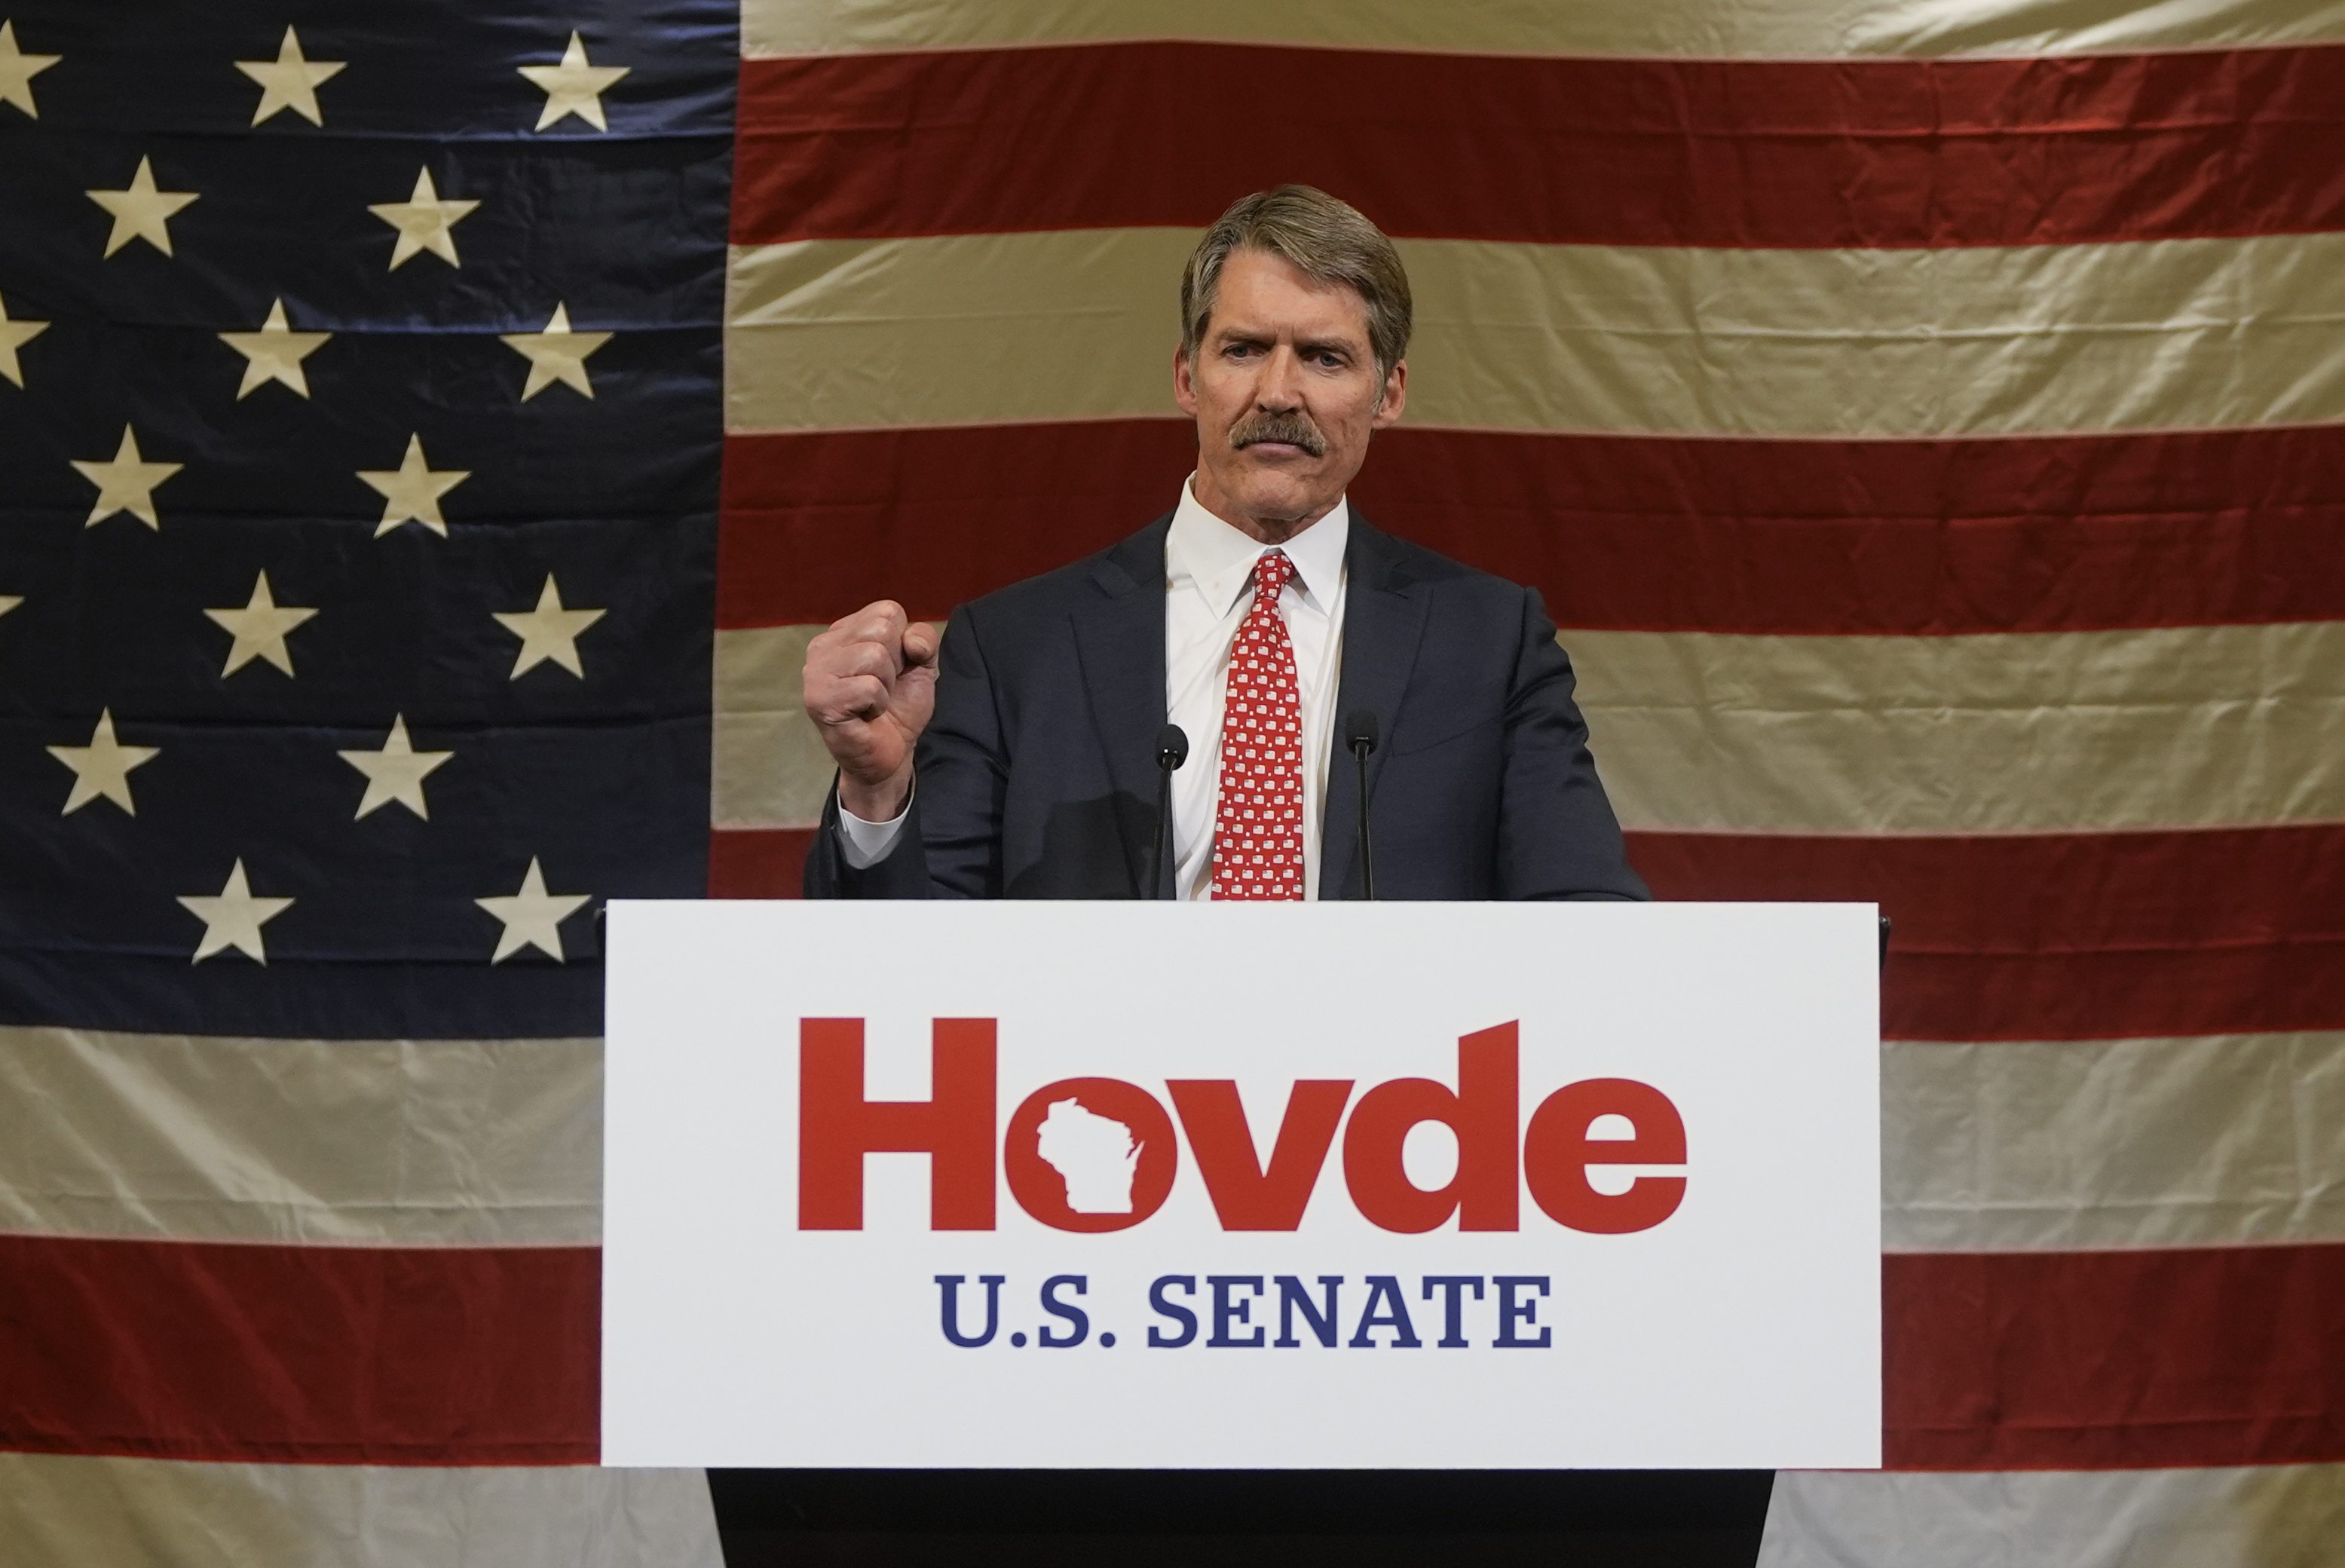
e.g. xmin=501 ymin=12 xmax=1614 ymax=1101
xmin=602 ymin=901 xmax=1880 ymax=1470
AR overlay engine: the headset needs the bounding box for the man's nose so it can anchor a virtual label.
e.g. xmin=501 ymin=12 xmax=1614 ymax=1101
xmin=1254 ymin=345 xmax=1306 ymax=409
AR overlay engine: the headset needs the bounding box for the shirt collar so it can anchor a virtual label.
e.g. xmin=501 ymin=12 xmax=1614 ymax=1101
xmin=1166 ymin=476 xmax=1350 ymax=619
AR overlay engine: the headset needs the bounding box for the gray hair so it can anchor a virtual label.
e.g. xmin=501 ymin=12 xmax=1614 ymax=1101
xmin=1179 ymin=185 xmax=1413 ymax=384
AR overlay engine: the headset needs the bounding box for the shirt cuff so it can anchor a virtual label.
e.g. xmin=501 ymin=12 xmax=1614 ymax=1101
xmin=834 ymin=783 xmax=911 ymax=870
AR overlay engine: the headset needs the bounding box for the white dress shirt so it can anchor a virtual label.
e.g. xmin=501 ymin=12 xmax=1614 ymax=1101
xmin=838 ymin=479 xmax=1351 ymax=898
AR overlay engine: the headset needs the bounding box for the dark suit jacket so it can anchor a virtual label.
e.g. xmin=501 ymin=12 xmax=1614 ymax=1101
xmin=804 ymin=513 xmax=1648 ymax=902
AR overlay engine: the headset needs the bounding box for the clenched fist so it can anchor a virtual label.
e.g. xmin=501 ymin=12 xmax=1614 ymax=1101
xmin=801 ymin=601 xmax=940 ymax=821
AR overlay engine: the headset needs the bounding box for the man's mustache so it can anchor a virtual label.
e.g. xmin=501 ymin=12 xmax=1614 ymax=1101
xmin=1229 ymin=411 xmax=1329 ymax=458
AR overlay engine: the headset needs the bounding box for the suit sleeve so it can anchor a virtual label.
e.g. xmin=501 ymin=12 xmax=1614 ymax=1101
xmin=1495 ymin=586 xmax=1651 ymax=902
xmin=801 ymin=602 xmax=1008 ymax=899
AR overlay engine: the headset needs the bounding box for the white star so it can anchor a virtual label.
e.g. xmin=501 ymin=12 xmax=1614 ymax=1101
xmin=0 ymin=290 xmax=47 ymax=387
xmin=178 ymin=859 xmax=293 ymax=964
xmin=234 ymin=26 xmax=344 ymax=127
xmin=46 ymin=708 xmax=159 ymax=816
xmin=518 ymin=32 xmax=628 ymax=132
xmin=493 ymin=574 xmax=606 ymax=678
xmin=219 ymin=297 xmax=331 ymax=400
xmin=71 ymin=425 xmax=182 ymax=529
xmin=356 ymin=433 xmax=468 ymax=537
xmin=0 ymin=20 xmax=60 ymax=118
xmin=367 ymin=167 xmax=478 ymax=269
xmin=86 ymin=156 xmax=199 ymax=258
xmin=476 ymin=857 xmax=590 ymax=963
xmin=204 ymin=569 xmax=317 ymax=677
xmin=338 ymin=714 xmax=453 ymax=820
xmin=500 ymin=303 xmax=611 ymax=400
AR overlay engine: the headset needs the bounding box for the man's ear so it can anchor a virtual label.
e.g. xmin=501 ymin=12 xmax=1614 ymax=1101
xmin=1172 ymin=344 xmax=1199 ymax=417
xmin=1371 ymin=359 xmax=1408 ymax=429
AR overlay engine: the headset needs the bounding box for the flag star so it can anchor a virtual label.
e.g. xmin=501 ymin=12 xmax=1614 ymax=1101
xmin=0 ymin=290 xmax=47 ymax=387
xmin=46 ymin=708 xmax=159 ymax=815
xmin=493 ymin=574 xmax=606 ymax=678
xmin=501 ymin=303 xmax=611 ymax=400
xmin=338 ymin=714 xmax=452 ymax=820
xmin=219 ymin=297 xmax=330 ymax=400
xmin=476 ymin=857 xmax=590 ymax=963
xmin=86 ymin=156 xmax=199 ymax=258
xmin=234 ymin=26 xmax=344 ymax=127
xmin=519 ymin=32 xmax=628 ymax=131
xmin=72 ymin=425 xmax=182 ymax=529
xmin=0 ymin=20 xmax=59 ymax=118
xmin=178 ymin=858 xmax=293 ymax=964
xmin=368 ymin=167 xmax=478 ymax=269
xmin=357 ymin=433 xmax=468 ymax=537
xmin=204 ymin=569 xmax=317 ymax=676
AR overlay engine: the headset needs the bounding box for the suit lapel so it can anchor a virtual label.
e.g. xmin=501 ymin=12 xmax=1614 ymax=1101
xmin=1069 ymin=516 xmax=1173 ymax=893
xmin=1321 ymin=517 xmax=1431 ymax=899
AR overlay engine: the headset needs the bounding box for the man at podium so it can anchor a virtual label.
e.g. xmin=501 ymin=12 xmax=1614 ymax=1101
xmin=797 ymin=184 xmax=1647 ymax=905
xmin=755 ymin=185 xmax=1772 ymax=1568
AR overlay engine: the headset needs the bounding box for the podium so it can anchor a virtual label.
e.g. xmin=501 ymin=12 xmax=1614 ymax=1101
xmin=605 ymin=902 xmax=1880 ymax=1561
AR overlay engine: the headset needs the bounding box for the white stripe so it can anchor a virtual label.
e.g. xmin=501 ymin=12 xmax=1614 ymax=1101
xmin=1566 ymin=622 xmax=2345 ymax=835
xmin=1884 ymin=1033 xmax=2345 ymax=1254
xmin=712 ymin=624 xmax=831 ymax=829
xmin=1761 ymin=1463 xmax=2345 ymax=1566
xmin=726 ymin=230 xmax=2345 ymax=439
xmin=18 ymin=1018 xmax=2329 ymax=1258
xmin=716 ymin=622 xmax=2345 ymax=836
xmin=0 ymin=1453 xmax=719 ymax=1568
xmin=0 ymin=1027 xmax=601 ymax=1247
xmin=725 ymin=232 xmax=1184 ymax=436
xmin=744 ymin=0 xmax=2345 ymax=61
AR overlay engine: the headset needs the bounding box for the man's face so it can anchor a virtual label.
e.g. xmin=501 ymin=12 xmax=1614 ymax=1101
xmin=1174 ymin=248 xmax=1407 ymax=539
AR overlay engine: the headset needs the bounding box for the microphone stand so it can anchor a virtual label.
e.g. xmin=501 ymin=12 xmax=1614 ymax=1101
xmin=1149 ymin=724 xmax=1189 ymax=900
xmin=1344 ymin=712 xmax=1378 ymax=901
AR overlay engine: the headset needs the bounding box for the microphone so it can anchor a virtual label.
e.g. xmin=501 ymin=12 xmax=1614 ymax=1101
xmin=1148 ymin=723 xmax=1189 ymax=899
xmin=1343 ymin=710 xmax=1378 ymax=901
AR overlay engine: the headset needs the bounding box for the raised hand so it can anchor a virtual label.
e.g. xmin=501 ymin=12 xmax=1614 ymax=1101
xmin=801 ymin=600 xmax=940 ymax=820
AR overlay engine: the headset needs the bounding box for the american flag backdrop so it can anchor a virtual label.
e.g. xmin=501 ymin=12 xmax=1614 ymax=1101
xmin=5 ymin=0 xmax=2345 ymax=1563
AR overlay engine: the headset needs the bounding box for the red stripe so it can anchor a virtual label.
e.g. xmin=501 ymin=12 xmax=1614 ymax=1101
xmin=734 ymin=42 xmax=2345 ymax=248
xmin=710 ymin=824 xmax=816 ymax=897
xmin=711 ymin=825 xmax=2345 ymax=1041
xmin=0 ymin=1235 xmax=596 ymax=1465
xmin=1886 ymin=1244 xmax=2345 ymax=1469
xmin=1633 ymin=825 xmax=2345 ymax=1042
xmin=718 ymin=422 xmax=2345 ymax=633
xmin=11 ymin=1201 xmax=2329 ymax=1470
xmin=718 ymin=422 xmax=1195 ymax=631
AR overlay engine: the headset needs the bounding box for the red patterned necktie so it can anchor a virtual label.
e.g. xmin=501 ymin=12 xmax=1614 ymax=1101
xmin=1210 ymin=550 xmax=1306 ymax=899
